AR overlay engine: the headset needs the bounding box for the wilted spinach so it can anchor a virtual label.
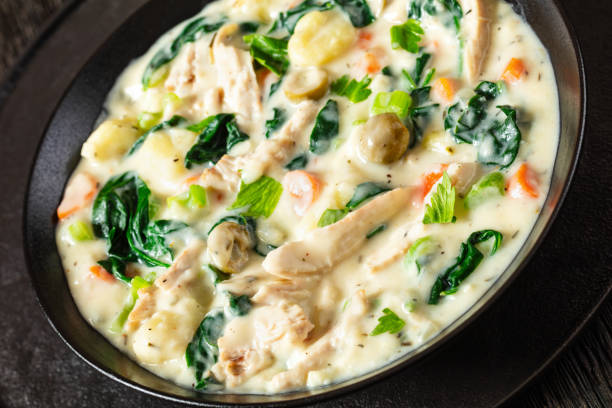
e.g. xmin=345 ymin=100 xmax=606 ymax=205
xmin=444 ymin=81 xmax=521 ymax=168
xmin=270 ymin=0 xmax=334 ymax=33
xmin=265 ymin=108 xmax=287 ymax=138
xmin=428 ymin=230 xmax=502 ymax=304
xmin=92 ymin=172 xmax=186 ymax=281
xmin=309 ymin=99 xmax=340 ymax=154
xmin=185 ymin=114 xmax=249 ymax=168
xmin=333 ymin=0 xmax=375 ymax=27
xmin=142 ymin=17 xmax=225 ymax=89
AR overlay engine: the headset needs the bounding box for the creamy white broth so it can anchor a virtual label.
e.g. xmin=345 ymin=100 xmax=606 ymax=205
xmin=56 ymin=0 xmax=558 ymax=394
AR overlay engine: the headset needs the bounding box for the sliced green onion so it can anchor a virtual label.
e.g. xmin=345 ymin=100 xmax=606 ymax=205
xmin=371 ymin=91 xmax=413 ymax=118
xmin=138 ymin=112 xmax=162 ymax=130
xmin=68 ymin=221 xmax=94 ymax=241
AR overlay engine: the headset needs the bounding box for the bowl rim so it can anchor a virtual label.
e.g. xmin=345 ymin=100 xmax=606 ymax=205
xmin=19 ymin=0 xmax=587 ymax=406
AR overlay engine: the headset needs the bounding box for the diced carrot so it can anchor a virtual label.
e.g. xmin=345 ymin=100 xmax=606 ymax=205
xmin=357 ymin=30 xmax=373 ymax=49
xmin=57 ymin=173 xmax=98 ymax=220
xmin=432 ymin=78 xmax=458 ymax=103
xmin=182 ymin=173 xmax=203 ymax=189
xmin=508 ymin=163 xmax=539 ymax=198
xmin=283 ymin=170 xmax=322 ymax=216
xmin=89 ymin=265 xmax=115 ymax=283
xmin=420 ymin=164 xmax=450 ymax=201
xmin=364 ymin=52 xmax=382 ymax=74
xmin=501 ymin=58 xmax=526 ymax=83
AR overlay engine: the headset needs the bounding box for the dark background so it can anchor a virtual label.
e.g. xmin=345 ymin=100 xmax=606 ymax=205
xmin=0 ymin=1 xmax=610 ymax=407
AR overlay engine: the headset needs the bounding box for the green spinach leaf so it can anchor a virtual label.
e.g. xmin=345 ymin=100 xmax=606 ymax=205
xmin=444 ymin=82 xmax=521 ymax=168
xmin=143 ymin=17 xmax=224 ymax=89
xmin=185 ymin=114 xmax=248 ymax=168
xmin=243 ymin=34 xmax=289 ymax=76
xmin=309 ymin=99 xmax=340 ymax=155
xmin=346 ymin=182 xmax=390 ymax=209
xmin=228 ymin=293 xmax=253 ymax=316
xmin=93 ymin=172 xmax=186 ymax=280
xmin=332 ymin=0 xmax=375 ymax=27
xmin=128 ymin=115 xmax=187 ymax=156
xmin=185 ymin=310 xmax=225 ymax=390
xmin=428 ymin=230 xmax=502 ymax=304
xmin=285 ymin=153 xmax=309 ymax=170
xmin=271 ymin=0 xmax=334 ymax=33
xmin=265 ymin=108 xmax=287 ymax=138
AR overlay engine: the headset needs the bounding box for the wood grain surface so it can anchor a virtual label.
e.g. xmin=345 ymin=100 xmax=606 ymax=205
xmin=0 ymin=1 xmax=609 ymax=407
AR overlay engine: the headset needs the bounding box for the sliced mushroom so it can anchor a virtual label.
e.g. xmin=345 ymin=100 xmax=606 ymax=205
xmin=207 ymin=222 xmax=254 ymax=274
xmin=283 ymin=67 xmax=329 ymax=102
xmin=357 ymin=113 xmax=412 ymax=164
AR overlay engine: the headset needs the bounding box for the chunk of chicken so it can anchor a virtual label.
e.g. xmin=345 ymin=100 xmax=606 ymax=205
xmin=263 ymin=187 xmax=414 ymax=277
xmin=461 ymin=0 xmax=495 ymax=83
xmin=365 ymin=221 xmax=423 ymax=273
xmin=239 ymin=100 xmax=319 ymax=184
xmin=199 ymin=101 xmax=319 ymax=191
xmin=269 ymin=289 xmax=368 ymax=391
xmin=126 ymin=241 xmax=206 ymax=332
xmin=447 ymin=162 xmax=480 ymax=196
xmin=212 ymin=345 xmax=274 ymax=388
xmin=254 ymin=303 xmax=315 ymax=344
xmin=212 ymin=23 xmax=262 ymax=134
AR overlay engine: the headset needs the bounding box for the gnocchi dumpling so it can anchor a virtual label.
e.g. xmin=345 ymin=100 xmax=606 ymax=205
xmin=81 ymin=119 xmax=141 ymax=162
xmin=131 ymin=299 xmax=203 ymax=364
xmin=288 ymin=10 xmax=356 ymax=67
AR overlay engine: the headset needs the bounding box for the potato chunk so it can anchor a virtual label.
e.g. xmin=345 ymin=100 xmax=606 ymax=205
xmin=81 ymin=119 xmax=140 ymax=162
xmin=288 ymin=10 xmax=356 ymax=67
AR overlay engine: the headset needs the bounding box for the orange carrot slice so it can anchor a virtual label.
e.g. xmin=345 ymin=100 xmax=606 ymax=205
xmin=364 ymin=52 xmax=382 ymax=74
xmin=283 ymin=170 xmax=322 ymax=216
xmin=420 ymin=164 xmax=450 ymax=201
xmin=57 ymin=173 xmax=97 ymax=220
xmin=432 ymin=78 xmax=458 ymax=103
xmin=89 ymin=265 xmax=115 ymax=283
xmin=501 ymin=58 xmax=526 ymax=83
xmin=508 ymin=163 xmax=539 ymax=198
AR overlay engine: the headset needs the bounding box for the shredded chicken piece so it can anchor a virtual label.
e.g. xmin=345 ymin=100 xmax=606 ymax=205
xmin=447 ymin=162 xmax=481 ymax=196
xmin=212 ymin=23 xmax=262 ymax=133
xmin=125 ymin=286 xmax=157 ymax=333
xmin=199 ymin=100 xmax=318 ymax=192
xmin=212 ymin=345 xmax=274 ymax=388
xmin=263 ymin=187 xmax=414 ymax=277
xmin=269 ymin=290 xmax=369 ymax=391
xmin=155 ymin=241 xmax=205 ymax=291
xmin=165 ymin=43 xmax=197 ymax=96
xmin=461 ymin=0 xmax=495 ymax=83
xmin=254 ymin=303 xmax=315 ymax=343
xmin=365 ymin=222 xmax=422 ymax=273
xmin=126 ymin=241 xmax=205 ymax=332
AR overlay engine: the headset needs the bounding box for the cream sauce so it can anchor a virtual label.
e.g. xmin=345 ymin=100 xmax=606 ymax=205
xmin=56 ymin=0 xmax=559 ymax=394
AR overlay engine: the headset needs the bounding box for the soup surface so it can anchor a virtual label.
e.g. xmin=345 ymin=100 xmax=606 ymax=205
xmin=56 ymin=0 xmax=559 ymax=393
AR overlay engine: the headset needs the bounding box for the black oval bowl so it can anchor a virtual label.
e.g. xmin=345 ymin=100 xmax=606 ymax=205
xmin=23 ymin=0 xmax=585 ymax=406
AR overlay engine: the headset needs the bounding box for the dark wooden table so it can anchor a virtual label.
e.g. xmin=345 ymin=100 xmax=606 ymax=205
xmin=0 ymin=1 xmax=610 ymax=407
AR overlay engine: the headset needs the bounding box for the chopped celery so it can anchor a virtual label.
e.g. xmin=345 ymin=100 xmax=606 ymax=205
xmin=163 ymin=92 xmax=181 ymax=110
xmin=405 ymin=236 xmax=436 ymax=274
xmin=148 ymin=197 xmax=161 ymax=219
xmin=371 ymin=91 xmax=412 ymax=118
xmin=68 ymin=221 xmax=94 ymax=242
xmin=109 ymin=276 xmax=152 ymax=333
xmin=187 ymin=184 xmax=208 ymax=208
xmin=167 ymin=185 xmax=208 ymax=210
xmin=138 ymin=111 xmax=162 ymax=130
xmin=464 ymin=172 xmax=505 ymax=209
